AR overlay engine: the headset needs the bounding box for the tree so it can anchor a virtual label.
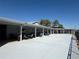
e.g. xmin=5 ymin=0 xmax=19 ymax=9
xmin=52 ymin=20 xmax=59 ymax=27
xmin=52 ymin=19 xmax=63 ymax=28
xmin=39 ymin=19 xmax=51 ymax=26
xmin=59 ymin=24 xmax=63 ymax=28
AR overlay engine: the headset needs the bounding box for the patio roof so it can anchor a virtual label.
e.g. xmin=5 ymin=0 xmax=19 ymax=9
xmin=0 ymin=17 xmax=50 ymax=29
xmin=0 ymin=17 xmax=75 ymax=30
xmin=0 ymin=17 xmax=24 ymax=25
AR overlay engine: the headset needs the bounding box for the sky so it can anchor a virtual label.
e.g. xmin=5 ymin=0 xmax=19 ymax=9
xmin=0 ymin=0 xmax=79 ymax=29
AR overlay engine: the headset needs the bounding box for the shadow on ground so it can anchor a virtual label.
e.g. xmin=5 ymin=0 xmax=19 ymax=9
xmin=0 ymin=39 xmax=19 ymax=47
xmin=0 ymin=38 xmax=32 ymax=47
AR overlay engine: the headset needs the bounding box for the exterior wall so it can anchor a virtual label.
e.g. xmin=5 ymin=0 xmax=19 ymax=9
xmin=7 ymin=25 xmax=20 ymax=39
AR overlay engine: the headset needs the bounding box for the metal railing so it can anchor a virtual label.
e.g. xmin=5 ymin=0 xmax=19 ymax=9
xmin=67 ymin=38 xmax=72 ymax=59
xmin=67 ymin=37 xmax=79 ymax=59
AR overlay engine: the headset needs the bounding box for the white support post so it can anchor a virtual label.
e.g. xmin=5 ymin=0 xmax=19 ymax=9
xmin=61 ymin=30 xmax=63 ymax=34
xmin=50 ymin=29 xmax=52 ymax=34
xmin=20 ymin=25 xmax=22 ymax=41
xmin=71 ymin=30 xmax=74 ymax=34
xmin=43 ymin=28 xmax=44 ymax=36
xmin=73 ymin=30 xmax=75 ymax=35
xmin=63 ymin=29 xmax=64 ymax=34
xmin=57 ymin=29 xmax=58 ymax=34
xmin=47 ymin=29 xmax=49 ymax=35
xmin=53 ymin=29 xmax=54 ymax=34
xmin=35 ymin=27 xmax=37 ymax=38
xmin=58 ymin=30 xmax=59 ymax=34
xmin=51 ymin=29 xmax=52 ymax=34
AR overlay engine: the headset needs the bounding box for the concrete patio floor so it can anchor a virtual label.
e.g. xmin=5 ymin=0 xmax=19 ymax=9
xmin=0 ymin=34 xmax=79 ymax=59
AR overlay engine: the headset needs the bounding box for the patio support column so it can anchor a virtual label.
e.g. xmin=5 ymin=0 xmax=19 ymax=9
xmin=63 ymin=29 xmax=64 ymax=34
xmin=43 ymin=28 xmax=44 ymax=36
xmin=73 ymin=30 xmax=75 ymax=35
xmin=57 ymin=29 xmax=58 ymax=34
xmin=72 ymin=30 xmax=74 ymax=34
xmin=53 ymin=29 xmax=54 ymax=34
xmin=58 ymin=30 xmax=59 ymax=34
xmin=35 ymin=27 xmax=37 ymax=38
xmin=71 ymin=30 xmax=74 ymax=34
xmin=60 ymin=30 xmax=62 ymax=34
xmin=62 ymin=29 xmax=63 ymax=34
xmin=50 ymin=29 xmax=52 ymax=34
xmin=20 ymin=25 xmax=22 ymax=41
xmin=47 ymin=29 xmax=49 ymax=35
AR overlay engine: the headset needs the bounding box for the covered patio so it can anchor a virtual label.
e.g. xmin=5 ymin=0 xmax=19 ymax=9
xmin=0 ymin=17 xmax=75 ymax=47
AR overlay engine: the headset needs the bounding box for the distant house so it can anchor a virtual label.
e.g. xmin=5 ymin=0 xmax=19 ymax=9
xmin=32 ymin=22 xmax=39 ymax=25
xmin=51 ymin=23 xmax=63 ymax=29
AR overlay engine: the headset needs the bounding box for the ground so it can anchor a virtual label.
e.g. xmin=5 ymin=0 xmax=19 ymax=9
xmin=0 ymin=34 xmax=79 ymax=59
